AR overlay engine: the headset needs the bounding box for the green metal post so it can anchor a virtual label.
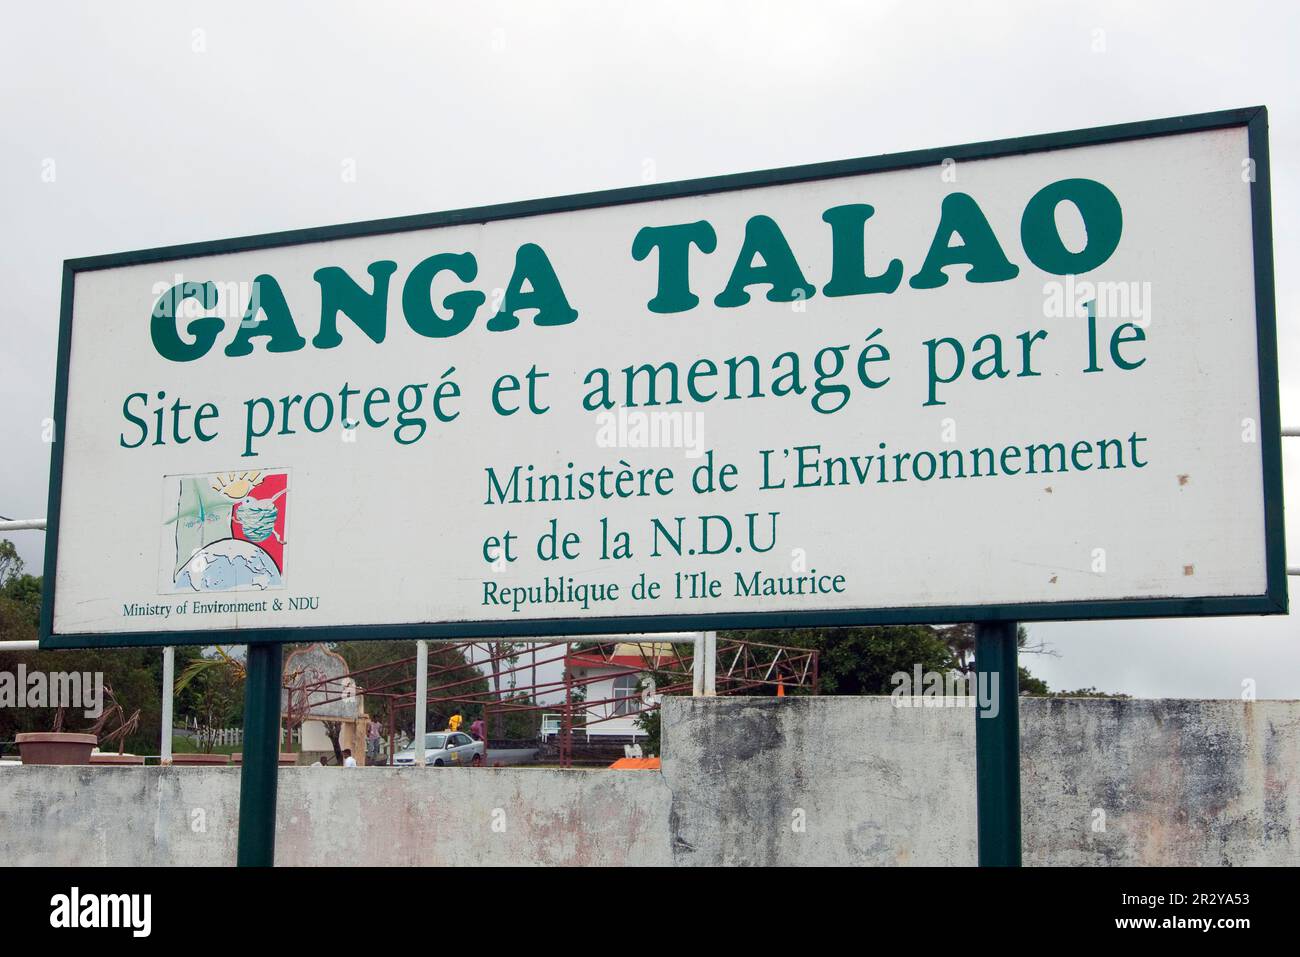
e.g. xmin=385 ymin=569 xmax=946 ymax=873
xmin=237 ymin=642 xmax=282 ymax=867
xmin=974 ymin=620 xmax=1021 ymax=866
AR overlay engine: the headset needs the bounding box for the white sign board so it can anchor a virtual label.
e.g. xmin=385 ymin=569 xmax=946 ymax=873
xmin=42 ymin=108 xmax=1286 ymax=647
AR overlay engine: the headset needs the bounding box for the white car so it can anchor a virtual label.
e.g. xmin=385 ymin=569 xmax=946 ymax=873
xmin=392 ymin=732 xmax=485 ymax=767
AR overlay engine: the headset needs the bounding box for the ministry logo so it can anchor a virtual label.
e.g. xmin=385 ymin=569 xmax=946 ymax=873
xmin=159 ymin=469 xmax=289 ymax=594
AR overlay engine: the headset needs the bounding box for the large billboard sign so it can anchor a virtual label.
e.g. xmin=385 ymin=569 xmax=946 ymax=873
xmin=41 ymin=107 xmax=1286 ymax=648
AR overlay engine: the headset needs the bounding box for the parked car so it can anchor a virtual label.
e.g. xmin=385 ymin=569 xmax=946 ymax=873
xmin=392 ymin=732 xmax=484 ymax=767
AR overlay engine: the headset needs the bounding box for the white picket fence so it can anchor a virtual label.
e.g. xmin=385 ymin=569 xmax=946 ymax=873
xmin=211 ymin=728 xmax=243 ymax=747
xmin=182 ymin=721 xmax=300 ymax=747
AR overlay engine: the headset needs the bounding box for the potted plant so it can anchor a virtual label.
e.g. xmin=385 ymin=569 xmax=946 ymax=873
xmin=15 ymin=734 xmax=97 ymax=765
xmin=15 ymin=707 xmax=97 ymax=765
xmin=17 ymin=684 xmax=142 ymax=766
xmin=87 ymin=685 xmax=143 ymax=765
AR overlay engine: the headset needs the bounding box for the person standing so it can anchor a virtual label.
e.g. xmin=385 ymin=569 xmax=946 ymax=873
xmin=343 ymin=749 xmax=357 ymax=768
xmin=469 ymin=717 xmax=486 ymax=742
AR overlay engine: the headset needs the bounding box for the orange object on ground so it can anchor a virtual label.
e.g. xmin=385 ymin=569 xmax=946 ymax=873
xmin=608 ymin=757 xmax=662 ymax=770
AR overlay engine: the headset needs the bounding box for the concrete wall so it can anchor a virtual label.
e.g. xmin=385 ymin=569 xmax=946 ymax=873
xmin=1 ymin=697 xmax=1295 ymax=866
xmin=665 ymin=697 xmax=1300 ymax=866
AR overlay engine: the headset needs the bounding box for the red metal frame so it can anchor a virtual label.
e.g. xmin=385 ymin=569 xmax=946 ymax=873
xmin=281 ymin=637 xmax=819 ymax=767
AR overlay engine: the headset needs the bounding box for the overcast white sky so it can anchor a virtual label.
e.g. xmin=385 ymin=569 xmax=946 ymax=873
xmin=1 ymin=1 xmax=1296 ymax=698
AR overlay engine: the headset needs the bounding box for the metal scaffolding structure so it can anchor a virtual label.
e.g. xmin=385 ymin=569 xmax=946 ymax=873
xmin=281 ymin=635 xmax=819 ymax=768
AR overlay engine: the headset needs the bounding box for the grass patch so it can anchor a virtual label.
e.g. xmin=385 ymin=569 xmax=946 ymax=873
xmin=171 ymin=735 xmax=241 ymax=756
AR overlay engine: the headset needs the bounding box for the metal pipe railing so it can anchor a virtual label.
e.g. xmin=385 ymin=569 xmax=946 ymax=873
xmin=0 ymin=519 xmax=45 ymax=532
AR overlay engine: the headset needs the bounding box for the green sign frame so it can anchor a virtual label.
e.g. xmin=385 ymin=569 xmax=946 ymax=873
xmin=40 ymin=106 xmax=1287 ymax=649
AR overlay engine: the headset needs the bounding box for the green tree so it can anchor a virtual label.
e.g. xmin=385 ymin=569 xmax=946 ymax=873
xmin=174 ymin=651 xmax=244 ymax=752
xmin=635 ymin=707 xmax=662 ymax=756
xmin=0 ymin=539 xmax=41 ymax=641
xmin=722 ymin=625 xmax=959 ymax=695
xmin=0 ymin=642 xmax=172 ymax=755
xmin=0 ymin=552 xmax=182 ymax=755
xmin=937 ymin=623 xmax=1053 ymax=674
xmin=0 ymin=539 xmax=24 ymax=588
xmin=1018 ymin=667 xmax=1050 ymax=695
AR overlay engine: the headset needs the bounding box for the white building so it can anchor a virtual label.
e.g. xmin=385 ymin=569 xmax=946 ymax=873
xmin=555 ymin=643 xmax=675 ymax=740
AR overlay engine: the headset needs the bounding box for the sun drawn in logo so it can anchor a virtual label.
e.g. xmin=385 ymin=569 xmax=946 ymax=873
xmin=163 ymin=470 xmax=289 ymax=593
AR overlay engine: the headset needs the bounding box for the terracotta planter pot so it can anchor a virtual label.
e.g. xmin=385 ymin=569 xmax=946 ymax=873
xmin=15 ymin=732 xmax=98 ymax=766
xmin=170 ymin=752 xmax=230 ymax=766
xmin=89 ymin=753 xmax=145 ymax=765
xmin=231 ymin=752 xmax=298 ymax=765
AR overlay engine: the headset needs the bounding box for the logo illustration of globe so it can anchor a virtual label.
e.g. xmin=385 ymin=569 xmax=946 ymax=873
xmin=177 ymin=538 xmax=282 ymax=591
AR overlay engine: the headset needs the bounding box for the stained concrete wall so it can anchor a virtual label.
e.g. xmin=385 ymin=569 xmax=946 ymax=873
xmin=665 ymin=697 xmax=1300 ymax=866
xmin=1019 ymin=698 xmax=1300 ymax=865
xmin=1 ymin=697 xmax=1296 ymax=866
xmin=663 ymin=696 xmax=976 ymax=865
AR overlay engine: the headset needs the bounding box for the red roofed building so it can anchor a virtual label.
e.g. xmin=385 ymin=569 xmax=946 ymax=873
xmin=559 ymin=643 xmax=679 ymax=741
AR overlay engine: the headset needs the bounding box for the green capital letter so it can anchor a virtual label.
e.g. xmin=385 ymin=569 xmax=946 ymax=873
xmin=631 ymin=220 xmax=717 ymax=313
xmin=312 ymin=260 xmax=398 ymax=348
xmin=715 ymin=215 xmax=815 ymax=308
xmin=224 ymin=275 xmax=306 ymax=357
xmin=151 ymin=281 xmax=226 ymax=362
xmin=402 ymin=252 xmax=486 ymax=338
xmin=487 ymin=243 xmax=578 ymax=332
xmin=1021 ymin=178 xmax=1123 ymax=275
xmin=909 ymin=193 xmax=1020 ymax=289
xmin=821 ymin=204 xmax=903 ymax=297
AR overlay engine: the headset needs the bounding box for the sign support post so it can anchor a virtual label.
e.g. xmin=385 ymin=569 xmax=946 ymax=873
xmin=160 ymin=646 xmax=174 ymax=765
xmin=702 ymin=631 xmax=717 ymax=695
xmin=691 ymin=633 xmax=705 ymax=696
xmin=974 ymin=620 xmax=1021 ymax=867
xmin=237 ymin=642 xmax=283 ymax=867
xmin=414 ymin=640 xmax=428 ymax=767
